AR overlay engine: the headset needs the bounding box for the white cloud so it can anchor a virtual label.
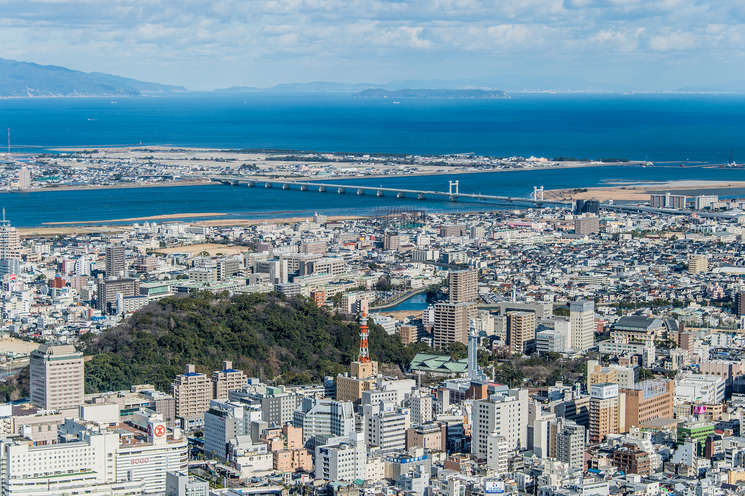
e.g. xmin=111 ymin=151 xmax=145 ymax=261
xmin=0 ymin=0 xmax=743 ymax=88
xmin=649 ymin=31 xmax=697 ymax=51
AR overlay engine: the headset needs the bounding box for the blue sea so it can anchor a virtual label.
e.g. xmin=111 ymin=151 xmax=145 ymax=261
xmin=1 ymin=92 xmax=745 ymax=226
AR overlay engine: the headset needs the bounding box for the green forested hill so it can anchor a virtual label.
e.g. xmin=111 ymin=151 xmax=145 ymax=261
xmin=82 ymin=291 xmax=429 ymax=393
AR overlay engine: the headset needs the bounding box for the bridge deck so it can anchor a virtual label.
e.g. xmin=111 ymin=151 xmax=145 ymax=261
xmin=211 ymin=177 xmax=571 ymax=207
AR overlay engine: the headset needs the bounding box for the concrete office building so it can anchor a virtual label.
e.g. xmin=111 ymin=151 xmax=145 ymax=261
xmin=97 ymin=278 xmax=140 ymax=313
xmin=363 ymin=402 xmax=410 ymax=450
xmin=575 ymin=215 xmax=600 ymax=235
xmin=172 ymin=364 xmax=213 ymax=430
xmin=165 ymin=471 xmax=210 ymax=496
xmin=255 ymin=259 xmax=288 ymax=285
xmin=293 ymin=397 xmax=355 ymax=446
xmin=29 ymin=344 xmax=84 ymax=411
xmin=471 ymin=389 xmax=528 ymax=460
xmin=549 ymin=418 xmax=585 ymax=470
xmin=231 ymin=386 xmax=301 ymax=426
xmin=105 ymin=244 xmax=126 ymax=278
xmin=675 ymin=373 xmax=725 ymax=404
xmin=623 ymin=380 xmax=675 ymax=429
xmin=203 ymin=399 xmax=261 ymax=461
xmin=497 ymin=301 xmax=554 ymax=320
xmin=536 ymin=323 xmax=570 ymax=354
xmin=650 ymin=193 xmax=687 ymax=209
xmin=507 ymin=311 xmax=535 ymax=355
xmin=409 ymin=391 xmax=434 ymax=426
xmin=570 ymin=300 xmax=595 ymax=351
xmin=315 ymin=432 xmax=367 ymax=482
xmin=449 ymin=269 xmax=477 ymax=304
xmin=433 ymin=302 xmax=477 ymax=347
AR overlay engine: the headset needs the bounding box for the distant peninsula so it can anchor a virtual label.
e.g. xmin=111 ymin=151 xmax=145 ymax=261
xmin=0 ymin=58 xmax=186 ymax=97
xmin=352 ymin=88 xmax=509 ymax=99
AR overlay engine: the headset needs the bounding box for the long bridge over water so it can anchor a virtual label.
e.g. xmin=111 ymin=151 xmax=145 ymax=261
xmin=210 ymin=176 xmax=572 ymax=207
xmin=209 ymin=176 xmax=738 ymax=219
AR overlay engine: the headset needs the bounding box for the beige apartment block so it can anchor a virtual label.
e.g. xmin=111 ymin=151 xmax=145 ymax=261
xmin=212 ymin=361 xmax=247 ymax=400
xmin=507 ymin=311 xmax=535 ymax=355
xmin=433 ymin=302 xmax=477 ymax=347
xmin=449 ymin=269 xmax=477 ymax=304
xmin=172 ymin=364 xmax=213 ymax=426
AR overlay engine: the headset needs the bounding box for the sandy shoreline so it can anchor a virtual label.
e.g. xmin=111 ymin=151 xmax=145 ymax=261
xmin=42 ymin=212 xmax=228 ymax=225
xmin=550 ymin=180 xmax=745 ymax=202
xmin=6 ymin=179 xmax=212 ymax=193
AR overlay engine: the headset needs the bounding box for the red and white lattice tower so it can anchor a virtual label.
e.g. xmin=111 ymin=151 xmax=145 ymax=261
xmin=358 ymin=309 xmax=370 ymax=363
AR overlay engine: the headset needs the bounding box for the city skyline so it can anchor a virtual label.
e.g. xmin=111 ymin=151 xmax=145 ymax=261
xmin=1 ymin=1 xmax=743 ymax=91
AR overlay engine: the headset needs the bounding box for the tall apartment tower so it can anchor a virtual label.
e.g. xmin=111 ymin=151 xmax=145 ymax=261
xmin=549 ymin=418 xmax=585 ymax=470
xmin=507 ymin=311 xmax=536 ymax=355
xmin=449 ymin=269 xmax=477 ymax=304
xmin=570 ymin=300 xmax=595 ymax=352
xmin=29 ymin=344 xmax=84 ymax=410
xmin=736 ymin=292 xmax=745 ymax=318
xmin=212 ymin=360 xmax=247 ymax=399
xmin=471 ymin=389 xmax=528 ymax=460
xmin=172 ymin=364 xmax=213 ymax=429
xmin=589 ymin=383 xmax=620 ymax=443
xmin=0 ymin=214 xmax=21 ymax=260
xmin=105 ymin=244 xmax=126 ymax=278
xmin=433 ymin=302 xmax=477 ymax=347
xmin=18 ymin=167 xmax=31 ymax=189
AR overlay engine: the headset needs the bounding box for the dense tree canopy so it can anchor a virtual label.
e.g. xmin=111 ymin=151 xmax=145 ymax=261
xmin=82 ymin=291 xmax=429 ymax=393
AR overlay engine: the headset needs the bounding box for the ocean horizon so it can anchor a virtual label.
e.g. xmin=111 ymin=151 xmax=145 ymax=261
xmin=1 ymin=92 xmax=744 ymax=164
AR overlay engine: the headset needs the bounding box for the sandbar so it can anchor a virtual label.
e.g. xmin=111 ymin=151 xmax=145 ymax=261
xmin=42 ymin=212 xmax=228 ymax=225
xmin=549 ymin=180 xmax=745 ymax=202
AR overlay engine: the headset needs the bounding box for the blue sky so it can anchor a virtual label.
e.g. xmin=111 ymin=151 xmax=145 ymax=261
xmin=1 ymin=0 xmax=743 ymax=90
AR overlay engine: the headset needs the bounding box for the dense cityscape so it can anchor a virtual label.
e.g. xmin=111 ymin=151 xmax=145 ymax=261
xmin=1 ymin=166 xmax=745 ymax=496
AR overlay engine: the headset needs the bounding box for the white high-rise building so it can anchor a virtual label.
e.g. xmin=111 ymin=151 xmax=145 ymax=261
xmin=29 ymin=344 xmax=84 ymax=411
xmin=550 ymin=418 xmax=585 ymax=470
xmin=293 ymin=397 xmax=355 ymax=445
xmin=486 ymin=434 xmax=510 ymax=474
xmin=471 ymin=389 xmax=528 ymax=461
xmin=363 ymin=401 xmax=410 ymax=450
xmin=409 ymin=390 xmax=433 ymax=426
xmin=204 ymin=399 xmax=262 ymax=460
xmin=315 ymin=432 xmax=367 ymax=482
xmin=17 ymin=167 xmax=31 ymax=189
xmin=569 ymin=300 xmax=595 ymax=351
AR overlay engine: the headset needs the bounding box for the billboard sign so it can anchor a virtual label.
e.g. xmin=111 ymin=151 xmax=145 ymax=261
xmin=485 ymin=481 xmax=505 ymax=494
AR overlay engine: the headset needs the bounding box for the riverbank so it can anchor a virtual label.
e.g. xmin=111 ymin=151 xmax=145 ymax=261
xmin=42 ymin=212 xmax=228 ymax=225
xmin=6 ymin=179 xmax=212 ymax=193
xmin=549 ymin=180 xmax=745 ymax=202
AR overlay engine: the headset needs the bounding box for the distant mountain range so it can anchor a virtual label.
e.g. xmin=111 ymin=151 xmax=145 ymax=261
xmin=353 ymin=88 xmax=509 ymax=99
xmin=0 ymin=58 xmax=186 ymax=97
xmin=214 ymin=77 xmax=640 ymax=94
xmin=5 ymin=58 xmax=745 ymax=97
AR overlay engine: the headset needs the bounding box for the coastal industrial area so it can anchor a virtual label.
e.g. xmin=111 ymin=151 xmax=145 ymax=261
xmin=0 ymin=145 xmax=744 ymax=496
